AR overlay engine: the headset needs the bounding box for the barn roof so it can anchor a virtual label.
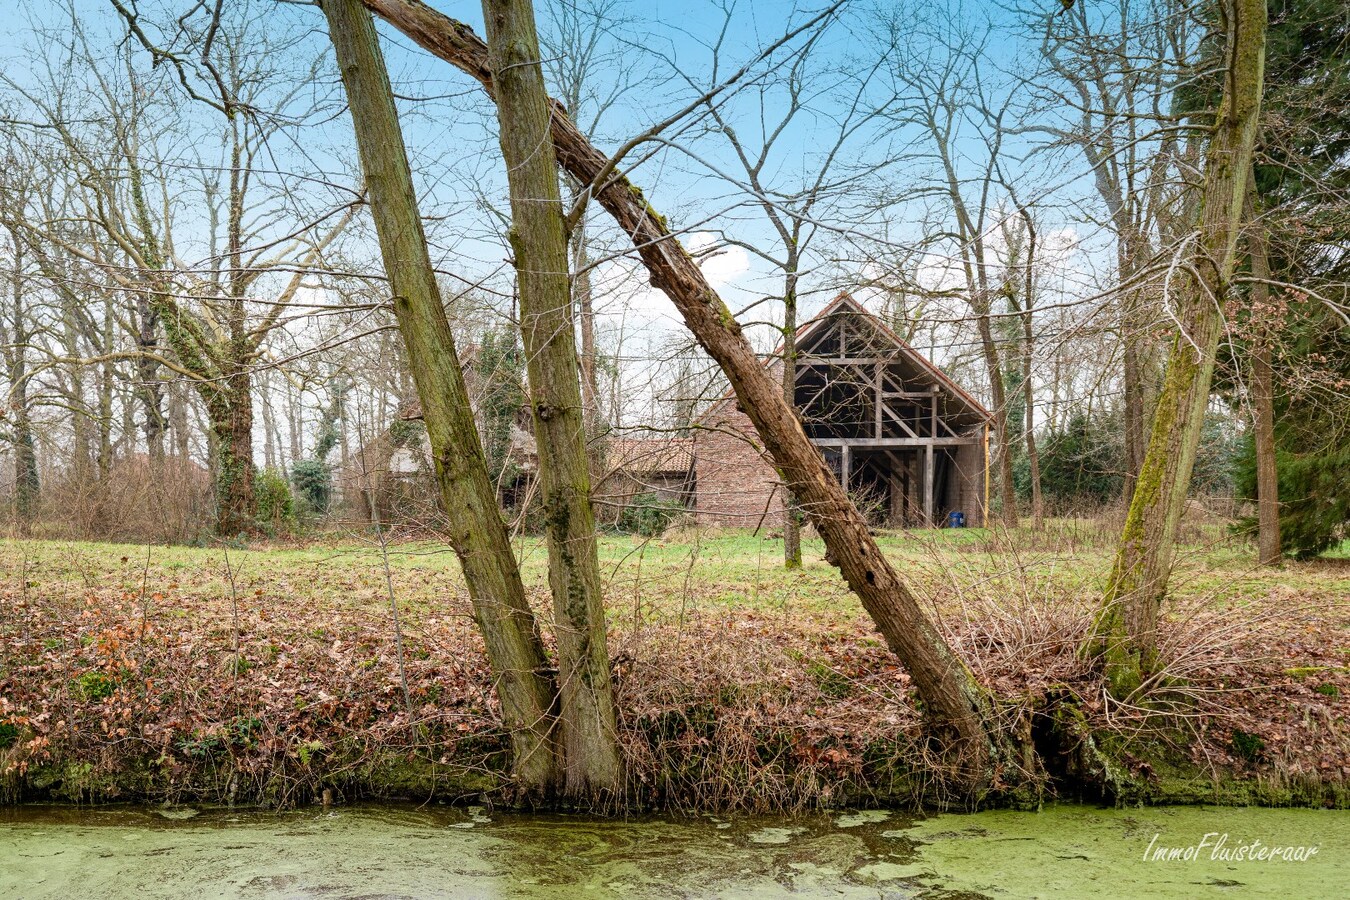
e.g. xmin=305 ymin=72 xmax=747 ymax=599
xmin=700 ymin=292 xmax=992 ymax=423
xmin=798 ymin=293 xmax=992 ymax=420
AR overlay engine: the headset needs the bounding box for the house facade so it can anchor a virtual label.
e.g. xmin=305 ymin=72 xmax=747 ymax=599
xmin=690 ymin=294 xmax=991 ymax=529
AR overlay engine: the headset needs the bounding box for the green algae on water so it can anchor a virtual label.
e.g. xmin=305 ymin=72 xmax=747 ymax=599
xmin=0 ymin=803 xmax=1345 ymax=899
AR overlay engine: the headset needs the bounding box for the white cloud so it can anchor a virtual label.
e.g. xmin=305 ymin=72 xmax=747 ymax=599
xmin=593 ymin=231 xmax=751 ymax=340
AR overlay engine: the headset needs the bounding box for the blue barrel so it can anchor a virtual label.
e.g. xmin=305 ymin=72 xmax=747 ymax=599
xmin=947 ymin=510 xmax=966 ymax=528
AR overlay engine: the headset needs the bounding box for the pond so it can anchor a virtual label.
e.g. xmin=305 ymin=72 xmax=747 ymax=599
xmin=1 ymin=803 xmax=1344 ymax=898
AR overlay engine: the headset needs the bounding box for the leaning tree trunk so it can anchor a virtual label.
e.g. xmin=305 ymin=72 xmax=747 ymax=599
xmin=481 ymin=0 xmax=623 ymax=801
xmin=1245 ymin=184 xmax=1280 ymax=566
xmin=1096 ymin=0 xmax=1267 ymax=694
xmin=358 ymin=0 xmax=998 ymax=792
xmin=323 ymin=0 xmax=562 ymax=800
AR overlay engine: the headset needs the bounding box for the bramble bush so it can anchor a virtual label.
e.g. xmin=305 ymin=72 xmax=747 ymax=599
xmin=618 ymin=493 xmax=687 ymax=536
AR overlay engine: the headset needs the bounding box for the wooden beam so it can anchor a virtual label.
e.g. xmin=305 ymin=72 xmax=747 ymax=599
xmin=924 ymin=444 xmax=935 ymax=527
xmin=799 ymin=355 xmax=899 ymax=366
xmin=884 ymin=449 xmax=904 ymax=526
xmin=810 ymin=437 xmax=977 ymax=448
xmin=841 ymin=443 xmax=852 ymax=492
xmin=881 ymin=401 xmax=919 ymax=438
xmin=874 ymin=362 xmax=883 ymax=439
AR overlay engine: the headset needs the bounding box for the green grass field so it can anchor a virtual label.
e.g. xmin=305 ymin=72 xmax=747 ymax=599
xmin=3 ymin=519 xmax=1345 ymax=624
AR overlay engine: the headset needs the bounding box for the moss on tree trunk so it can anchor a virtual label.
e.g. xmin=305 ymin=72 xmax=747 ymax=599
xmin=481 ymin=0 xmax=623 ymax=802
xmin=1097 ymin=0 xmax=1268 ymax=694
xmin=323 ymin=0 xmax=561 ymax=800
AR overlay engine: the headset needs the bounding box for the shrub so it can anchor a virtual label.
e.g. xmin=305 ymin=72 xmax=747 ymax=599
xmin=1235 ymin=436 xmax=1350 ymax=559
xmin=1014 ymin=412 xmax=1124 ymax=507
xmin=618 ymin=493 xmax=687 ymax=536
xmin=255 ymin=468 xmax=297 ymax=535
xmin=290 ymin=459 xmax=333 ymax=517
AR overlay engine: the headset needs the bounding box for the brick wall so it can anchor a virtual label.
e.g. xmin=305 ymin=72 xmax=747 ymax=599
xmin=692 ymin=402 xmax=786 ymax=528
xmin=949 ymin=430 xmax=988 ymax=527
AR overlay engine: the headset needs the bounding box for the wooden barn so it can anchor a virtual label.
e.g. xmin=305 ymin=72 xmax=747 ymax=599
xmin=692 ymin=293 xmax=991 ymax=529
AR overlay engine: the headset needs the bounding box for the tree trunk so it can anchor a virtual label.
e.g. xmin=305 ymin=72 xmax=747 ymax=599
xmin=1120 ymin=299 xmax=1147 ymax=507
xmin=782 ymin=265 xmax=802 ymax=567
xmin=9 ymin=370 xmax=39 ymax=530
xmin=1020 ymin=220 xmax=1043 ymax=530
xmin=360 ymin=0 xmax=998 ymax=792
xmin=209 ymin=364 xmax=256 ymax=535
xmin=323 ymin=0 xmax=562 ymax=800
xmin=565 ymin=175 xmax=604 ymax=445
xmin=976 ymin=308 xmax=1018 ymax=527
xmin=136 ymin=292 xmax=166 ymax=461
xmin=97 ymin=302 xmax=116 ymax=483
xmin=1245 ymin=184 xmax=1280 ymax=566
xmin=6 ymin=250 xmax=39 ymax=530
xmin=1096 ymin=0 xmax=1267 ymax=694
xmin=169 ymin=378 xmax=192 ymax=461
xmin=481 ymin=0 xmax=623 ymax=801
xmin=260 ymin=371 xmax=282 ymax=473
xmin=1106 ymin=201 xmax=1152 ymax=510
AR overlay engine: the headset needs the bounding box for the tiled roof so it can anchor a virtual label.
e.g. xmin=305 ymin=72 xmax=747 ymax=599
xmin=606 ymin=437 xmax=694 ymax=475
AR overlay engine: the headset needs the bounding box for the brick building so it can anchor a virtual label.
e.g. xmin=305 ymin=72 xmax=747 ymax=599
xmin=592 ymin=437 xmax=695 ymax=525
xmin=691 ymin=293 xmax=991 ymax=529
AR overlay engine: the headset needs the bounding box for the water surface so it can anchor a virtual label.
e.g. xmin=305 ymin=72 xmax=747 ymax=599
xmin=1 ymin=803 xmax=1343 ymax=898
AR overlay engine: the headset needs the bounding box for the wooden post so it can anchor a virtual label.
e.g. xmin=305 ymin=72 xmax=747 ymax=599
xmin=841 ymin=443 xmax=852 ymax=494
xmin=982 ymin=425 xmax=990 ymax=527
xmin=924 ymin=444 xmax=935 ymax=527
xmin=874 ymin=363 xmax=883 ymax=438
xmin=930 ymin=385 xmax=938 ymax=438
xmin=886 ymin=450 xmax=903 ymax=525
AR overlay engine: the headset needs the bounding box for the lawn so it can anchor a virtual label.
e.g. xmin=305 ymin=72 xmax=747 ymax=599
xmin=7 ymin=518 xmax=1344 ymax=621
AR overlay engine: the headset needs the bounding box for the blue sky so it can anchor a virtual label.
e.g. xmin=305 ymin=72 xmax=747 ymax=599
xmin=2 ymin=0 xmax=1118 ymax=422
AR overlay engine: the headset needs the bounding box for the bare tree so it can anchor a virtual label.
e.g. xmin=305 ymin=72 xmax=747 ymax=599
xmin=996 ymin=205 xmax=1044 ymax=529
xmin=877 ymin=4 xmax=1023 ymax=525
xmin=359 ymin=0 xmax=1001 ymax=793
xmin=1096 ymin=0 xmax=1267 ymax=693
xmin=1244 ymin=183 xmax=1280 ymax=566
xmin=9 ymin=7 xmax=353 ymax=533
xmin=482 ymin=0 xmax=623 ymax=799
xmin=1030 ymin=0 xmax=1198 ymax=504
xmin=323 ymin=0 xmax=563 ymax=799
xmin=0 ymin=182 xmax=40 ymax=529
xmin=540 ymin=0 xmax=649 ymax=442
xmin=694 ymin=6 xmax=896 ymax=565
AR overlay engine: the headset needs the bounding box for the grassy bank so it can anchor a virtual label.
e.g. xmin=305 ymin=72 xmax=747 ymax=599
xmin=2 ymin=522 xmax=1347 ymax=811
